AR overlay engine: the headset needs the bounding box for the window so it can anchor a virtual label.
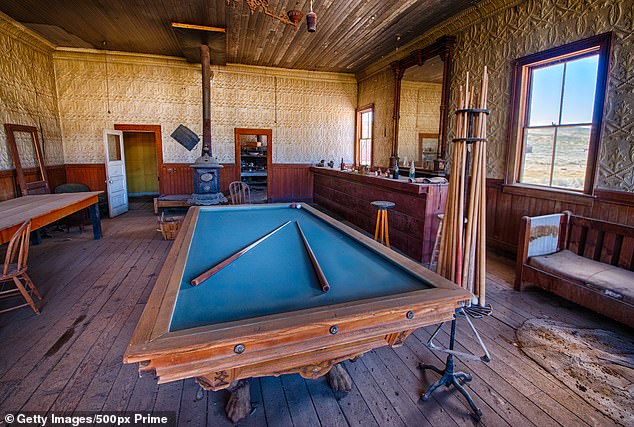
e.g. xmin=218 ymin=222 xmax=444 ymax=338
xmin=356 ymin=106 xmax=373 ymax=166
xmin=509 ymin=33 xmax=612 ymax=193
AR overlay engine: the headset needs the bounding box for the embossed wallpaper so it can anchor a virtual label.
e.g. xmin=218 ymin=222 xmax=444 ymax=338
xmin=359 ymin=0 xmax=634 ymax=192
xmin=0 ymin=14 xmax=63 ymax=170
xmin=53 ymin=51 xmax=357 ymax=165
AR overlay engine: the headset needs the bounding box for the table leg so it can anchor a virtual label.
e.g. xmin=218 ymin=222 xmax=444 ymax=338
xmin=30 ymin=230 xmax=42 ymax=245
xmin=327 ymin=363 xmax=352 ymax=392
xmin=225 ymin=380 xmax=251 ymax=423
xmin=89 ymin=204 xmax=102 ymax=240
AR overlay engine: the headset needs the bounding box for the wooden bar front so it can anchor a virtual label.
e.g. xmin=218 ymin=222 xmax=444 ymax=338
xmin=311 ymin=167 xmax=447 ymax=264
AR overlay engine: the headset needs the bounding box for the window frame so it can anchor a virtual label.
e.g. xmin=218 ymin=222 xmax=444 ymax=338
xmin=355 ymin=104 xmax=374 ymax=167
xmin=506 ymin=32 xmax=613 ymax=195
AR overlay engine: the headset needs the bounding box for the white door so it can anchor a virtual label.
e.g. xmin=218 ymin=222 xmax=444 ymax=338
xmin=104 ymin=130 xmax=129 ymax=217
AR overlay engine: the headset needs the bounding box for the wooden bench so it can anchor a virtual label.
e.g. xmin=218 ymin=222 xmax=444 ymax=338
xmin=515 ymin=211 xmax=634 ymax=328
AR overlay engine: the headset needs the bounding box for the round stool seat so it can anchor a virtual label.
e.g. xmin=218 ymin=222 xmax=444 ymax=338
xmin=371 ymin=201 xmax=395 ymax=210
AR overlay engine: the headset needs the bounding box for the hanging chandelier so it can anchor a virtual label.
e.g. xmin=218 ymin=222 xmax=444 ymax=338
xmin=238 ymin=0 xmax=317 ymax=32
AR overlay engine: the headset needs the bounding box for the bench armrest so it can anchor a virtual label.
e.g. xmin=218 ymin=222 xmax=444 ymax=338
xmin=515 ymin=212 xmax=569 ymax=290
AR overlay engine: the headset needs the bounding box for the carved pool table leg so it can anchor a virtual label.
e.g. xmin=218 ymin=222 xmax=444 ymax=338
xmin=327 ymin=363 xmax=352 ymax=392
xmin=225 ymin=380 xmax=252 ymax=424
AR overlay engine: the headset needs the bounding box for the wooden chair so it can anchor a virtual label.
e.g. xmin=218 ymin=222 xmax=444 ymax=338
xmin=0 ymin=220 xmax=41 ymax=314
xmin=229 ymin=181 xmax=251 ymax=205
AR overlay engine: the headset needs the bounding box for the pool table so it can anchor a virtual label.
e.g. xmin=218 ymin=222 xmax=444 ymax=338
xmin=124 ymin=203 xmax=471 ymax=404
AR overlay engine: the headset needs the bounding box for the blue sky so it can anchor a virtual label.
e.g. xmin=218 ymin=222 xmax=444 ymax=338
xmin=528 ymin=54 xmax=599 ymax=126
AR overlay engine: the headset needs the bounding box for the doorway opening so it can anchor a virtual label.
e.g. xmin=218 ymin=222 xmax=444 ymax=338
xmin=235 ymin=128 xmax=272 ymax=203
xmin=121 ymin=131 xmax=159 ymax=197
xmin=114 ymin=124 xmax=163 ymax=211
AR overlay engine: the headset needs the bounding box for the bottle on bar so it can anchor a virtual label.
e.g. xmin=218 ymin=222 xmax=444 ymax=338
xmin=392 ymin=161 xmax=399 ymax=179
xmin=409 ymin=161 xmax=416 ymax=180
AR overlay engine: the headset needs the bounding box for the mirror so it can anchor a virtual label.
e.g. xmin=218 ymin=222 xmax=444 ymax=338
xmin=397 ymin=56 xmax=443 ymax=170
xmin=390 ymin=36 xmax=455 ymax=174
xmin=4 ymin=124 xmax=50 ymax=195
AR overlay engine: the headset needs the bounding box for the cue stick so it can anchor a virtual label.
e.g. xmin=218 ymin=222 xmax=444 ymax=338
xmin=295 ymin=221 xmax=330 ymax=292
xmin=190 ymin=220 xmax=292 ymax=286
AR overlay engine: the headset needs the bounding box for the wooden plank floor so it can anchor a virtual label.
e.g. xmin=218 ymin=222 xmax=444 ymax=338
xmin=0 ymin=200 xmax=630 ymax=426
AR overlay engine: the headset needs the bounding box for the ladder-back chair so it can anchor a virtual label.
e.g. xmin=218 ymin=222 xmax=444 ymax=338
xmin=229 ymin=181 xmax=251 ymax=205
xmin=0 ymin=220 xmax=41 ymax=314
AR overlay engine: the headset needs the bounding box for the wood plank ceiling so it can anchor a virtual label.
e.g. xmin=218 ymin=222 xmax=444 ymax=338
xmin=0 ymin=0 xmax=477 ymax=73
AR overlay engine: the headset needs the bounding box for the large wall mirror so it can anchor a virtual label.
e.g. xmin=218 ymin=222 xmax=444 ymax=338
xmin=390 ymin=36 xmax=455 ymax=174
xmin=4 ymin=123 xmax=50 ymax=195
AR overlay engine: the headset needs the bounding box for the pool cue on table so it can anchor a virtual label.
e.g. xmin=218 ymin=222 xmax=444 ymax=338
xmin=295 ymin=221 xmax=330 ymax=292
xmin=191 ymin=220 xmax=292 ymax=286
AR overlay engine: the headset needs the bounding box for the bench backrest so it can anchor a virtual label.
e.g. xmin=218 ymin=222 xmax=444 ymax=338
xmin=564 ymin=214 xmax=634 ymax=272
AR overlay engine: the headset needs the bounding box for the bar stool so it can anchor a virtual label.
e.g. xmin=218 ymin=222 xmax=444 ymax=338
xmin=371 ymin=201 xmax=395 ymax=248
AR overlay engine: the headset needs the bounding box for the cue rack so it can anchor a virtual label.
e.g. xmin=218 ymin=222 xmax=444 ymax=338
xmin=419 ymin=68 xmax=493 ymax=421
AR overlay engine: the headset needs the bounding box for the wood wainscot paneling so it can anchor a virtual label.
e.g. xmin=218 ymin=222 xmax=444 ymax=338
xmin=486 ymin=179 xmax=634 ymax=256
xmin=312 ymin=167 xmax=447 ymax=264
xmin=0 ymin=165 xmax=67 ymax=201
xmin=65 ymin=164 xmax=107 ymax=192
xmin=270 ymin=164 xmax=313 ymax=202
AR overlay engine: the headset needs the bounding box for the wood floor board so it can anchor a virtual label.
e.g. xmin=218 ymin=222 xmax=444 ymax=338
xmin=331 ymin=379 xmax=380 ymax=427
xmin=342 ymin=357 xmax=407 ymax=427
xmin=152 ymin=381 xmax=184 ymax=425
xmin=46 ymin=236 xmax=168 ymax=414
xmin=0 ymin=205 xmax=630 ymax=427
xmin=260 ymin=376 xmax=294 ymax=427
xmin=0 ymin=216 xmax=143 ymax=374
xmin=177 ymin=379 xmax=208 ymax=427
xmin=0 ymin=221 xmax=155 ymax=412
xmin=371 ymin=347 xmax=464 ymax=427
xmin=395 ymin=331 xmax=511 ymax=427
xmin=303 ymin=376 xmax=349 ymax=427
xmin=12 ymin=230 xmax=163 ymax=413
xmin=280 ymin=374 xmax=321 ymax=427
xmin=359 ymin=352 xmax=433 ymax=427
xmin=412 ymin=328 xmax=556 ymax=427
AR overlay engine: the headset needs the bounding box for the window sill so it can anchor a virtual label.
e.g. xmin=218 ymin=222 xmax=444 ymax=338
xmin=502 ymin=183 xmax=595 ymax=207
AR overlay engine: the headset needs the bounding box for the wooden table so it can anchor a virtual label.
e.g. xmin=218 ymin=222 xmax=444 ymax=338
xmin=0 ymin=192 xmax=103 ymax=245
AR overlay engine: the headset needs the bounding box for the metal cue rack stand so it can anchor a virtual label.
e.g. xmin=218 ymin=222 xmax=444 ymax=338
xmin=418 ymin=104 xmax=492 ymax=421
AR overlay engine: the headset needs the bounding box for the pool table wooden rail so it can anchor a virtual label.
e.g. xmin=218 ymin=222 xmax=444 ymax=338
xmin=124 ymin=204 xmax=472 ymax=390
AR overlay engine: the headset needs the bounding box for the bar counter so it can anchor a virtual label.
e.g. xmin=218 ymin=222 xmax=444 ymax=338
xmin=311 ymin=167 xmax=448 ymax=263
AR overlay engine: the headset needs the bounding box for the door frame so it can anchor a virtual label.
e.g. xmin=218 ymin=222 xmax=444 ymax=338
xmin=114 ymin=124 xmax=164 ymax=194
xmin=234 ymin=128 xmax=273 ymax=201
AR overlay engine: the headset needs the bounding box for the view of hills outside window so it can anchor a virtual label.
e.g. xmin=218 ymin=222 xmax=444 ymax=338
xmin=520 ymin=54 xmax=599 ymax=190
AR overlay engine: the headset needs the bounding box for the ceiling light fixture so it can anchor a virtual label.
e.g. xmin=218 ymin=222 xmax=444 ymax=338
xmin=238 ymin=0 xmax=316 ymax=32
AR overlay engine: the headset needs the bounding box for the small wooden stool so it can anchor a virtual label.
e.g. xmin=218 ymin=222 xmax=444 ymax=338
xmin=371 ymin=201 xmax=395 ymax=248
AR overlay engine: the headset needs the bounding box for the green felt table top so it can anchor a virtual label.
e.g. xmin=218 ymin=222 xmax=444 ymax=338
xmin=169 ymin=204 xmax=432 ymax=331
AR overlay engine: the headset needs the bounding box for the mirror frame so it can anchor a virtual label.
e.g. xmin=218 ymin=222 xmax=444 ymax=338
xmin=389 ymin=36 xmax=455 ymax=169
xmin=4 ymin=123 xmax=50 ymax=196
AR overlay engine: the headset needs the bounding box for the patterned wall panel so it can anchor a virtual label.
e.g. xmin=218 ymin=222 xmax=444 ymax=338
xmin=0 ymin=16 xmax=63 ymax=170
xmin=398 ymin=81 xmax=442 ymax=163
xmin=359 ymin=0 xmax=634 ymax=192
xmin=54 ymin=52 xmax=357 ymax=166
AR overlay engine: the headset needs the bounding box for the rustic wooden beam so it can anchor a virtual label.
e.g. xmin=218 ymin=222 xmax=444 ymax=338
xmin=171 ymin=22 xmax=226 ymax=33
